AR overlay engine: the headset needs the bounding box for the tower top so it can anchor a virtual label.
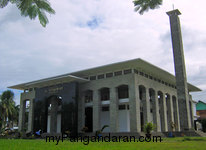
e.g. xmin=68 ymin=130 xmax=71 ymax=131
xmin=166 ymin=9 xmax=181 ymax=16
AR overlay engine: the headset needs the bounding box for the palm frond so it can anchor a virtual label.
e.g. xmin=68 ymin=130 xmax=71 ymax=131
xmin=0 ymin=0 xmax=9 ymax=8
xmin=35 ymin=0 xmax=55 ymax=14
xmin=37 ymin=8 xmax=48 ymax=27
xmin=27 ymin=4 xmax=38 ymax=19
xmin=1 ymin=0 xmax=55 ymax=27
xmin=133 ymin=0 xmax=163 ymax=15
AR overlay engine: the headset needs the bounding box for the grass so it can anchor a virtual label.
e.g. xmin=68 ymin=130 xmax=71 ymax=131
xmin=0 ymin=137 xmax=206 ymax=150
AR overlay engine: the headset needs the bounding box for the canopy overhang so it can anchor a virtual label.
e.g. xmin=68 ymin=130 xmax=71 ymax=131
xmin=8 ymin=75 xmax=89 ymax=90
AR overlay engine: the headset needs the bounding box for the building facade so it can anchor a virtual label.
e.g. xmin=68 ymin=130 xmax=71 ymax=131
xmin=196 ymin=101 xmax=206 ymax=119
xmin=9 ymin=58 xmax=201 ymax=135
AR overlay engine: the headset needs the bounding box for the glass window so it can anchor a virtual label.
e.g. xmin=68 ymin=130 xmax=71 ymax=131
xmin=118 ymin=85 xmax=129 ymax=99
xmin=85 ymin=90 xmax=93 ymax=103
xmin=100 ymin=88 xmax=110 ymax=101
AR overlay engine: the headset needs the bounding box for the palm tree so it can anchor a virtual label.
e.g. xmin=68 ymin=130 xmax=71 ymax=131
xmin=10 ymin=105 xmax=20 ymax=127
xmin=133 ymin=0 xmax=163 ymax=14
xmin=0 ymin=0 xmax=55 ymax=27
xmin=0 ymin=90 xmax=16 ymax=129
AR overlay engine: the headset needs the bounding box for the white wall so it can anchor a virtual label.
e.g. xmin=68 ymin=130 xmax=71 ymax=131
xmin=100 ymin=111 xmax=110 ymax=132
xmin=118 ymin=109 xmax=130 ymax=132
xmin=193 ymin=101 xmax=197 ymax=117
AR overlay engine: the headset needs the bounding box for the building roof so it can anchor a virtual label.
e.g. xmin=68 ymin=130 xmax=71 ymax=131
xmin=8 ymin=58 xmax=201 ymax=92
xmin=196 ymin=100 xmax=206 ymax=111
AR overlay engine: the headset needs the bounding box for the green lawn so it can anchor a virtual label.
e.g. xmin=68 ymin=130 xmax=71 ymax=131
xmin=0 ymin=137 xmax=206 ymax=150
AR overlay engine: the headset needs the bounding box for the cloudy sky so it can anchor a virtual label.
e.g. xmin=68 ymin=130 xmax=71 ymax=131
xmin=0 ymin=0 xmax=206 ymax=104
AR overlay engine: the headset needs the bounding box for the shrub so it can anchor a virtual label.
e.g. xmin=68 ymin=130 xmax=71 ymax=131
xmin=144 ymin=122 xmax=155 ymax=134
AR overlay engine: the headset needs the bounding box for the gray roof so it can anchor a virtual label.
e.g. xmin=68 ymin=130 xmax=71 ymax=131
xmin=8 ymin=58 xmax=201 ymax=92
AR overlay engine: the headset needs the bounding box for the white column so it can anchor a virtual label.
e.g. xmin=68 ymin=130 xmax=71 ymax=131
xmin=159 ymin=92 xmax=168 ymax=132
xmin=110 ymin=87 xmax=119 ymax=132
xmin=176 ymin=98 xmax=181 ymax=131
xmin=145 ymin=88 xmax=151 ymax=123
xmin=167 ymin=95 xmax=174 ymax=131
xmin=129 ymin=84 xmax=141 ymax=132
xmin=18 ymin=94 xmax=26 ymax=131
xmin=163 ymin=94 xmax=168 ymax=131
xmin=189 ymin=95 xmax=194 ymax=128
xmin=153 ymin=91 xmax=161 ymax=132
xmin=142 ymin=87 xmax=150 ymax=124
xmin=28 ymin=99 xmax=34 ymax=132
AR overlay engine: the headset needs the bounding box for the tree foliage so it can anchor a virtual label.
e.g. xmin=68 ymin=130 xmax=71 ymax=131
xmin=0 ymin=0 xmax=55 ymax=27
xmin=0 ymin=90 xmax=19 ymax=130
xmin=0 ymin=0 xmax=163 ymax=27
xmin=133 ymin=0 xmax=163 ymax=14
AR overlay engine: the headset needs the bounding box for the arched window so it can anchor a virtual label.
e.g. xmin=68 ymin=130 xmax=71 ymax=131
xmin=118 ymin=85 xmax=129 ymax=99
xmin=100 ymin=88 xmax=110 ymax=101
xmin=85 ymin=90 xmax=93 ymax=103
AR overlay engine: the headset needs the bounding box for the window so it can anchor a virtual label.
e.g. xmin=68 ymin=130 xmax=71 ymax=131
xmin=97 ymin=74 xmax=104 ymax=79
xmin=139 ymin=72 xmax=144 ymax=76
xmin=134 ymin=69 xmax=139 ymax=74
xmin=90 ymin=76 xmax=96 ymax=80
xmin=114 ymin=71 xmax=122 ymax=76
xmin=106 ymin=72 xmax=113 ymax=78
xmin=139 ymin=90 xmax=143 ymax=100
xmin=85 ymin=90 xmax=93 ymax=103
xmin=119 ymin=105 xmax=126 ymax=110
xmin=100 ymin=88 xmax=110 ymax=101
xmin=124 ymin=69 xmax=132 ymax=74
xmin=118 ymin=85 xmax=129 ymax=99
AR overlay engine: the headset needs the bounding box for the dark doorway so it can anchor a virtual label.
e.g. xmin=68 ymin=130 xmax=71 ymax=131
xmin=140 ymin=112 xmax=144 ymax=132
xmin=85 ymin=107 xmax=93 ymax=132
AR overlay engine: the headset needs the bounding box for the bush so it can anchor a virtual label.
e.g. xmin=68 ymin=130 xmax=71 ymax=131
xmin=144 ymin=122 xmax=155 ymax=134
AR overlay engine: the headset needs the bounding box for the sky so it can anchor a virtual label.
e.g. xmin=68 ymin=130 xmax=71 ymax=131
xmin=0 ymin=0 xmax=206 ymax=104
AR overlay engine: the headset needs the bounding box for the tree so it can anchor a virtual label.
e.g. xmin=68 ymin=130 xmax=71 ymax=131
xmin=133 ymin=0 xmax=163 ymax=14
xmin=0 ymin=90 xmax=16 ymax=129
xmin=0 ymin=0 xmax=55 ymax=27
xmin=9 ymin=104 xmax=20 ymax=127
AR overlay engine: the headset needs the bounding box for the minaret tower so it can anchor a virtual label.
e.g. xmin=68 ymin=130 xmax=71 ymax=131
xmin=167 ymin=9 xmax=191 ymax=130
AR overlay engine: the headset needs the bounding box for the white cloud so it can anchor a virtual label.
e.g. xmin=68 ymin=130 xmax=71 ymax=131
xmin=0 ymin=0 xmax=206 ymax=104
